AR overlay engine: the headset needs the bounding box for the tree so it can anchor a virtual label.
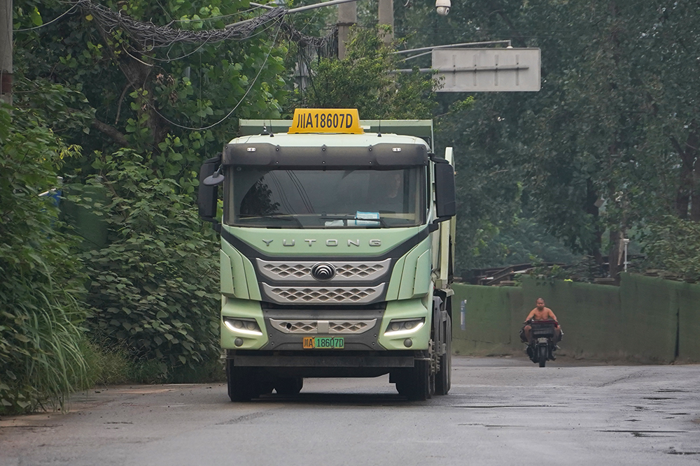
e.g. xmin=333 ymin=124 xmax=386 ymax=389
xmin=303 ymin=25 xmax=438 ymax=119
xmin=394 ymin=0 xmax=700 ymax=279
xmin=11 ymin=0 xmax=296 ymax=381
xmin=15 ymin=0 xmax=291 ymax=187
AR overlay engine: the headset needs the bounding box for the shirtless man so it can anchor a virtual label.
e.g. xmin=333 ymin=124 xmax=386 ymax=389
xmin=520 ymin=298 xmax=562 ymax=345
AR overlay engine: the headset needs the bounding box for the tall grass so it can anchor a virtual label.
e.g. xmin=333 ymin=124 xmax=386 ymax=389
xmin=0 ymin=104 xmax=90 ymax=413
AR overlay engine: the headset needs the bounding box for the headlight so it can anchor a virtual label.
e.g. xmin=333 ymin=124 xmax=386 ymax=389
xmin=223 ymin=317 xmax=263 ymax=336
xmin=384 ymin=318 xmax=425 ymax=336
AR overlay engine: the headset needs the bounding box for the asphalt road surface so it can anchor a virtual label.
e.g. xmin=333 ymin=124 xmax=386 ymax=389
xmin=1 ymin=356 xmax=699 ymax=466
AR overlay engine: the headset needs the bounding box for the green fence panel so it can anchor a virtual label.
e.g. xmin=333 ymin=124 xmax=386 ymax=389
xmin=61 ymin=185 xmax=108 ymax=250
xmin=619 ymin=275 xmax=678 ymax=363
xmin=520 ymin=277 xmax=623 ymax=358
xmin=677 ymin=283 xmax=700 ymax=361
xmin=451 ymin=274 xmax=700 ymax=363
xmin=451 ymin=284 xmax=521 ymax=355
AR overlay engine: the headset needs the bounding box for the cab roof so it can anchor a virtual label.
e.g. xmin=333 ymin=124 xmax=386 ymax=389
xmin=236 ymin=118 xmax=434 ymax=150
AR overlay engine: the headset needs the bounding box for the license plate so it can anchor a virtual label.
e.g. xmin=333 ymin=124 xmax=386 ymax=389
xmin=303 ymin=336 xmax=344 ymax=349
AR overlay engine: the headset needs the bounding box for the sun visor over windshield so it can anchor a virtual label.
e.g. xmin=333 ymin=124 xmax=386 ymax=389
xmin=223 ymin=143 xmax=429 ymax=169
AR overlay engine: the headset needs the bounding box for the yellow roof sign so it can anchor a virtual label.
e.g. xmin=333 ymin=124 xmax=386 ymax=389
xmin=288 ymin=108 xmax=364 ymax=134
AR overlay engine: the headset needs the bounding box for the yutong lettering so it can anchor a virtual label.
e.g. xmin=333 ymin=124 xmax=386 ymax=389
xmin=262 ymin=239 xmax=381 ymax=247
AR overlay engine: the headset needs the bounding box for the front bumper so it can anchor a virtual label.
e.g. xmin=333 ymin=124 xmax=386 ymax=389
xmin=221 ymin=296 xmax=431 ymax=351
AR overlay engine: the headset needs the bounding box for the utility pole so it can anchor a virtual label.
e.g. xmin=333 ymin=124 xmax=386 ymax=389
xmin=338 ymin=0 xmax=393 ymax=58
xmin=377 ymin=0 xmax=394 ymax=45
xmin=337 ymin=1 xmax=356 ymax=59
xmin=0 ymin=0 xmax=11 ymax=105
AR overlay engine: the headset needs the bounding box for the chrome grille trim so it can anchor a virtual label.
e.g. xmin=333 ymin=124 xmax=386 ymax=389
xmin=262 ymin=283 xmax=385 ymax=304
xmin=256 ymin=259 xmax=391 ymax=283
xmin=269 ymin=319 xmax=377 ymax=334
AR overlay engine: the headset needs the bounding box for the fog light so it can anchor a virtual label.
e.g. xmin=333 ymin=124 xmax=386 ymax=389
xmin=234 ymin=338 xmax=244 ymax=347
xmin=404 ymin=338 xmax=413 ymax=348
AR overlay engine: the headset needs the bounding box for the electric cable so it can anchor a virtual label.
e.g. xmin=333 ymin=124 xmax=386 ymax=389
xmin=14 ymin=4 xmax=80 ymax=32
xmin=148 ymin=19 xmax=284 ymax=131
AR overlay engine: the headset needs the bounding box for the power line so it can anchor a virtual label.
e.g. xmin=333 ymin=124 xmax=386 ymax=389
xmin=14 ymin=4 xmax=79 ymax=32
xmin=78 ymin=0 xmax=288 ymax=48
xmin=149 ymin=19 xmax=285 ymax=132
xmin=15 ymin=0 xmax=334 ymax=53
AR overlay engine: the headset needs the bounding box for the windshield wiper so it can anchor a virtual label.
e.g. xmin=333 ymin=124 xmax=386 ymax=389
xmin=239 ymin=214 xmax=303 ymax=227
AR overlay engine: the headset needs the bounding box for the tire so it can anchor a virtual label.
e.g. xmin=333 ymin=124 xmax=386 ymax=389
xmin=257 ymin=379 xmax=275 ymax=396
xmin=226 ymin=359 xmax=257 ymax=402
xmin=435 ymin=315 xmax=452 ymax=396
xmin=406 ymin=359 xmax=431 ymax=401
xmin=275 ymin=377 xmax=303 ymax=395
xmin=538 ymin=345 xmax=547 ymax=368
xmin=395 ymin=374 xmax=410 ymax=397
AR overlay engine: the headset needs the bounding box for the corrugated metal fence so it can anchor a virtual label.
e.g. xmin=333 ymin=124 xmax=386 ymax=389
xmin=452 ymin=275 xmax=700 ymax=363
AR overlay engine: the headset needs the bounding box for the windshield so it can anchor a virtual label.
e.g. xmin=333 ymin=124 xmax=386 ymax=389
xmin=225 ymin=167 xmax=425 ymax=228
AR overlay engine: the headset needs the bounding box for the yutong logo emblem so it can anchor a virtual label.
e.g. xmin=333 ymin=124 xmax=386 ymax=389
xmin=311 ymin=263 xmax=336 ymax=280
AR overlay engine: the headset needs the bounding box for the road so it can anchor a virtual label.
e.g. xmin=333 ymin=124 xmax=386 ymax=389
xmin=1 ymin=356 xmax=699 ymax=466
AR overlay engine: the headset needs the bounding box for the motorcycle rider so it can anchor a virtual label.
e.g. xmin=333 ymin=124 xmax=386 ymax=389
xmin=520 ymin=298 xmax=562 ymax=346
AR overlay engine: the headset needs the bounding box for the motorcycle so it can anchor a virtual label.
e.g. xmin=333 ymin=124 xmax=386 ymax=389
xmin=525 ymin=319 xmax=559 ymax=367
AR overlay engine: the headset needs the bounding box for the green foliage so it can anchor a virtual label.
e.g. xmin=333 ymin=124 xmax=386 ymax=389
xmin=642 ymin=216 xmax=700 ymax=282
xmin=466 ymin=216 xmax=581 ymax=270
xmin=303 ymin=26 xmax=437 ymax=119
xmin=12 ymin=0 xmax=286 ymax=388
xmin=436 ymin=95 xmax=522 ymax=272
xmin=73 ymin=149 xmax=220 ymax=377
xmin=16 ymin=0 xmax=290 ymax=180
xmin=80 ymin=339 xmax=132 ymax=386
xmin=0 ymin=105 xmax=89 ymax=414
xmin=395 ymin=0 xmax=700 ymax=274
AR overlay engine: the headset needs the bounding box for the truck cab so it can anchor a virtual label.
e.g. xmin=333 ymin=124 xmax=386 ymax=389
xmin=198 ymin=109 xmax=456 ymax=401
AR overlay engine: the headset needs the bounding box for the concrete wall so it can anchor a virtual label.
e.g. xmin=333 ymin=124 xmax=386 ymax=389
xmin=451 ymin=274 xmax=700 ymax=363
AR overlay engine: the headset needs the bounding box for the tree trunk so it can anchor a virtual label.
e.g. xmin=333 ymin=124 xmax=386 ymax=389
xmin=691 ymin=133 xmax=700 ymax=221
xmin=672 ymin=123 xmax=698 ymax=219
xmin=608 ymin=229 xmax=625 ymax=284
xmin=94 ymin=26 xmax=170 ymax=149
xmin=585 ymin=178 xmax=604 ymax=270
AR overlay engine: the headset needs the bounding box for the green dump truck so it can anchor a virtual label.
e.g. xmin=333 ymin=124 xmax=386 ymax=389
xmin=198 ymin=108 xmax=456 ymax=401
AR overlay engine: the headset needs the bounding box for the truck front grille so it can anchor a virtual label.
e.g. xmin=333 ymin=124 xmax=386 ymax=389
xmin=262 ymin=283 xmax=385 ymax=304
xmin=257 ymin=259 xmax=391 ymax=283
xmin=269 ymin=319 xmax=377 ymax=334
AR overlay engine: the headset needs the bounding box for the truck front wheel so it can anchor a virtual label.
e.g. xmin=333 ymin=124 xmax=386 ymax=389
xmin=275 ymin=377 xmax=303 ymax=395
xmin=226 ymin=359 xmax=257 ymax=402
xmin=396 ymin=359 xmax=431 ymax=401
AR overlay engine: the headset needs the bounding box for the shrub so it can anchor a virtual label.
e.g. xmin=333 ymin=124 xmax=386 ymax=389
xmin=0 ymin=105 xmax=89 ymax=413
xmin=642 ymin=216 xmax=700 ymax=282
xmin=73 ymin=149 xmax=220 ymax=378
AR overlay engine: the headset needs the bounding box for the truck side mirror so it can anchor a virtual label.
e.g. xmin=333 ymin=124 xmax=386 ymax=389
xmin=198 ymin=155 xmax=221 ymax=221
xmin=434 ymin=160 xmax=456 ymax=219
